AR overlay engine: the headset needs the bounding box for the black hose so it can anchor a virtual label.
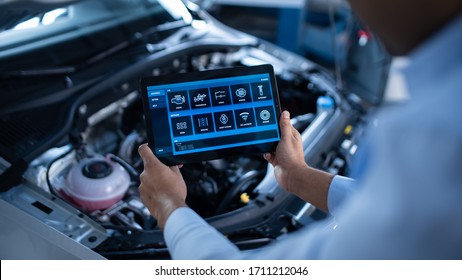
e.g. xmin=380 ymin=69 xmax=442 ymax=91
xmin=46 ymin=147 xmax=74 ymax=197
xmin=108 ymin=154 xmax=140 ymax=183
xmin=215 ymin=170 xmax=262 ymax=215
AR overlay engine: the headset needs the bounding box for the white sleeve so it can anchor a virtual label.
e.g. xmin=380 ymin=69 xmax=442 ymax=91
xmin=164 ymin=176 xmax=358 ymax=260
xmin=164 ymin=207 xmax=241 ymax=259
xmin=164 ymin=206 xmax=338 ymax=260
xmin=327 ymin=175 xmax=357 ymax=217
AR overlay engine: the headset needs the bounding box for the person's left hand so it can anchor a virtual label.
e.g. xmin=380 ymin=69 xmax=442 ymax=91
xmin=138 ymin=144 xmax=187 ymax=229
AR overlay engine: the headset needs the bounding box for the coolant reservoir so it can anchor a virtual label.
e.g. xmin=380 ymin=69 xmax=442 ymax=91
xmin=66 ymin=155 xmax=130 ymax=211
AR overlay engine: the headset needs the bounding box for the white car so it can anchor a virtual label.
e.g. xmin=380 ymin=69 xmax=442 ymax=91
xmin=0 ymin=0 xmax=389 ymax=259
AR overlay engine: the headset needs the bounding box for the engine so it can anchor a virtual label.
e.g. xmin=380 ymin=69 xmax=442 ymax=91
xmin=24 ymin=50 xmax=325 ymax=233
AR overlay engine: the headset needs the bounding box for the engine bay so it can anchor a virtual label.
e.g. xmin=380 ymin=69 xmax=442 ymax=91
xmin=29 ymin=49 xmax=326 ymax=225
xmin=0 ymin=2 xmax=366 ymax=258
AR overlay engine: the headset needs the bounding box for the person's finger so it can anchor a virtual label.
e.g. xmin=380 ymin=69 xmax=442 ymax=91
xmin=138 ymin=143 xmax=161 ymax=169
xmin=170 ymin=165 xmax=181 ymax=173
xmin=264 ymin=152 xmax=277 ymax=166
xmin=279 ymin=111 xmax=292 ymax=141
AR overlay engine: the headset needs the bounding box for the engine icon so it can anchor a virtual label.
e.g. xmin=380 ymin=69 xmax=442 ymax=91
xmin=240 ymin=112 xmax=250 ymax=122
xmin=260 ymin=110 xmax=271 ymax=121
xmin=171 ymin=95 xmax=186 ymax=105
xmin=235 ymin=88 xmax=247 ymax=98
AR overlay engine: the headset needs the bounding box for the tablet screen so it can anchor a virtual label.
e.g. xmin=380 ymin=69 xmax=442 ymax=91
xmin=140 ymin=65 xmax=281 ymax=165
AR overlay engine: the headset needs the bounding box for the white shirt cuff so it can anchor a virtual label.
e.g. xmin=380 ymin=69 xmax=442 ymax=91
xmin=327 ymin=175 xmax=357 ymax=217
xmin=164 ymin=207 xmax=241 ymax=259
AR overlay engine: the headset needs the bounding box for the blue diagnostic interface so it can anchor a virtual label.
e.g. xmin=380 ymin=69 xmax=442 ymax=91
xmin=140 ymin=65 xmax=281 ymax=165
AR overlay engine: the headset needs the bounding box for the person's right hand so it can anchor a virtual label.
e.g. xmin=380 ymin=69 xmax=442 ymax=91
xmin=264 ymin=111 xmax=308 ymax=193
xmin=264 ymin=110 xmax=334 ymax=211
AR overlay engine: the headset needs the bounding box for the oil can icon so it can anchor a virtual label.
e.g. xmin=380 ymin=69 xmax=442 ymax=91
xmin=220 ymin=114 xmax=229 ymax=125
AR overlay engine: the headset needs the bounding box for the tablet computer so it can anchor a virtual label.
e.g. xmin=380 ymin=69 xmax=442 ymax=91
xmin=140 ymin=64 xmax=281 ymax=165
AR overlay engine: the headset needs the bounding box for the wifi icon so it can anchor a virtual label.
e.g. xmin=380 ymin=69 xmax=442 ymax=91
xmin=240 ymin=112 xmax=250 ymax=122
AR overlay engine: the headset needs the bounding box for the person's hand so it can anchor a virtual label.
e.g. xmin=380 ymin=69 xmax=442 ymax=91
xmin=138 ymin=144 xmax=187 ymax=229
xmin=264 ymin=111 xmax=308 ymax=192
xmin=264 ymin=111 xmax=334 ymax=211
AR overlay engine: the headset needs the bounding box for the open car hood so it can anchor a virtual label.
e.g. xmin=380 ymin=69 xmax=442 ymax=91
xmin=343 ymin=24 xmax=391 ymax=107
xmin=0 ymin=0 xmax=81 ymax=31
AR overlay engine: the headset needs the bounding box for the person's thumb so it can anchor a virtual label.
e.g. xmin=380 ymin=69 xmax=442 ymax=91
xmin=138 ymin=143 xmax=161 ymax=168
xmin=279 ymin=111 xmax=292 ymax=140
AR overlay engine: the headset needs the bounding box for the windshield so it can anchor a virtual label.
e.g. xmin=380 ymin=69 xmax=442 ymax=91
xmin=0 ymin=0 xmax=192 ymax=70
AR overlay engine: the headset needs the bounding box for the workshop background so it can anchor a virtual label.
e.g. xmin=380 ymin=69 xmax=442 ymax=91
xmin=192 ymin=0 xmax=407 ymax=103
